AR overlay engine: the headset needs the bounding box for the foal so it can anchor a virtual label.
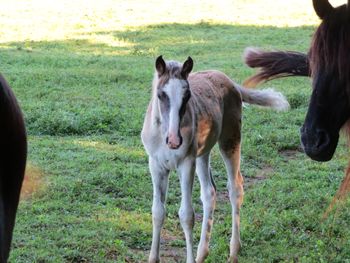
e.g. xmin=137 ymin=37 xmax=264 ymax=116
xmin=0 ymin=74 xmax=27 ymax=262
xmin=141 ymin=56 xmax=289 ymax=262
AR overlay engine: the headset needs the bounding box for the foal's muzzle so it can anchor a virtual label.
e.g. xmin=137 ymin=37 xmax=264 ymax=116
xmin=300 ymin=126 xmax=338 ymax=162
xmin=166 ymin=133 xmax=183 ymax=150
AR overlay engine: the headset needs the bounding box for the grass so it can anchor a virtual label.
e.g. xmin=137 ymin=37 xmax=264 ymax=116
xmin=1 ymin=0 xmax=350 ymax=262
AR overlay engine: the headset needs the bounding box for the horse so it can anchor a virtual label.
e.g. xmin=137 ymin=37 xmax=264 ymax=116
xmin=141 ymin=55 xmax=289 ymax=262
xmin=0 ymin=74 xmax=27 ymax=262
xmin=243 ymin=0 xmax=350 ymax=202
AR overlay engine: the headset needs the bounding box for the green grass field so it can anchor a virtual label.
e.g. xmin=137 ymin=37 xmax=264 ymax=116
xmin=1 ymin=0 xmax=350 ymax=262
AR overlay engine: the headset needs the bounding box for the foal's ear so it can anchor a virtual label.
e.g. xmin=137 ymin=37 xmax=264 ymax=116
xmin=155 ymin=55 xmax=166 ymax=76
xmin=181 ymin=57 xmax=193 ymax=79
xmin=313 ymin=0 xmax=333 ymax=19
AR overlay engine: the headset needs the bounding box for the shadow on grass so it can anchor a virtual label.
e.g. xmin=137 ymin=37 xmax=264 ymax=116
xmin=3 ymin=23 xmax=315 ymax=56
xmin=0 ymin=23 xmax=314 ymax=136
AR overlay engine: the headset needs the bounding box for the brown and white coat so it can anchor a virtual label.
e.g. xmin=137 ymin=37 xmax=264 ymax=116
xmin=141 ymin=56 xmax=289 ymax=263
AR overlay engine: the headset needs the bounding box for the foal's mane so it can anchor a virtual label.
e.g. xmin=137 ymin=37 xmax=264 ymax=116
xmin=310 ymin=4 xmax=350 ymax=85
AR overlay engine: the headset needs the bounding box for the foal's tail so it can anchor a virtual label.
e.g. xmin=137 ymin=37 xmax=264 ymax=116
xmin=234 ymin=82 xmax=290 ymax=111
xmin=243 ymin=47 xmax=310 ymax=88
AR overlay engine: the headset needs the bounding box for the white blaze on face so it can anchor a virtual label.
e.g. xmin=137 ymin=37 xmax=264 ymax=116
xmin=163 ymin=78 xmax=187 ymax=149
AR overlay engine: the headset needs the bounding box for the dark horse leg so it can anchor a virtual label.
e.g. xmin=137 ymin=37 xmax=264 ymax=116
xmin=0 ymin=74 xmax=27 ymax=262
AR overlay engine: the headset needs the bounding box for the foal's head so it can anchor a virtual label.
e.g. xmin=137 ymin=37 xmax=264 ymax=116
xmin=301 ymin=0 xmax=350 ymax=161
xmin=155 ymin=56 xmax=193 ymax=149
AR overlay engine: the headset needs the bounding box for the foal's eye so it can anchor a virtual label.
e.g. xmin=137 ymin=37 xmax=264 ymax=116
xmin=184 ymin=89 xmax=191 ymax=101
xmin=158 ymin=92 xmax=166 ymax=100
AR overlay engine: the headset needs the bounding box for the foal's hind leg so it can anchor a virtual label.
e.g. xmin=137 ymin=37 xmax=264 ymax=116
xmin=148 ymin=157 xmax=170 ymax=263
xmin=219 ymin=142 xmax=244 ymax=263
xmin=195 ymin=153 xmax=216 ymax=263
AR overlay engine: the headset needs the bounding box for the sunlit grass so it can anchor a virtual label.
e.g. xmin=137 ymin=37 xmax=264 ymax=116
xmin=0 ymin=0 xmax=345 ymax=45
xmin=2 ymin=0 xmax=347 ymax=53
xmin=90 ymin=35 xmax=135 ymax=48
xmin=3 ymin=0 xmax=348 ymax=42
xmin=73 ymin=139 xmax=146 ymax=157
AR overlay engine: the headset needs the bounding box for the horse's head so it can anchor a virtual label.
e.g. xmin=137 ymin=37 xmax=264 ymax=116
xmin=154 ymin=56 xmax=193 ymax=150
xmin=301 ymin=0 xmax=350 ymax=161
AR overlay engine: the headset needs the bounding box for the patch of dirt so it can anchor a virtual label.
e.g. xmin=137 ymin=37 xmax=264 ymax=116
xmin=245 ymin=166 xmax=272 ymax=188
xmin=20 ymin=164 xmax=45 ymax=200
xmin=279 ymin=148 xmax=302 ymax=161
xmin=216 ymin=166 xmax=272 ymax=202
xmin=160 ymin=229 xmax=181 ymax=243
xmin=160 ymin=247 xmax=184 ymax=263
xmin=160 ymin=229 xmax=185 ymax=262
xmin=216 ymin=190 xmax=229 ymax=202
xmin=131 ymin=229 xmax=185 ymax=263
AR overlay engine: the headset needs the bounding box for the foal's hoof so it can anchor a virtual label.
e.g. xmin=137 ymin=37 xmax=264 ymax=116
xmin=228 ymin=255 xmax=238 ymax=263
xmin=148 ymin=257 xmax=160 ymax=263
xmin=196 ymin=251 xmax=209 ymax=263
xmin=196 ymin=246 xmax=209 ymax=263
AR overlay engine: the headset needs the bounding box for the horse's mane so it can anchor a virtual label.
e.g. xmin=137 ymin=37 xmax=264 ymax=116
xmin=309 ymin=4 xmax=350 ymax=86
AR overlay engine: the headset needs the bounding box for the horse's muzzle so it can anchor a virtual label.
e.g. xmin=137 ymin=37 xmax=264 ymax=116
xmin=300 ymin=126 xmax=338 ymax=162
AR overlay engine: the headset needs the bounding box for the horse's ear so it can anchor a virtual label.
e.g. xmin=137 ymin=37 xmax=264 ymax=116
xmin=156 ymin=55 xmax=166 ymax=76
xmin=181 ymin=57 xmax=193 ymax=79
xmin=313 ymin=0 xmax=333 ymax=19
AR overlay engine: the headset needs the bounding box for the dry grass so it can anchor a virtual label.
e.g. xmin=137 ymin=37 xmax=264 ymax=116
xmin=2 ymin=0 xmax=345 ymax=44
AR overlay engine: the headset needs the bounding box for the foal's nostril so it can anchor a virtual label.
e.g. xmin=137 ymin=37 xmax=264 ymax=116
xmin=166 ymin=136 xmax=169 ymax=145
xmin=179 ymin=135 xmax=183 ymax=146
xmin=315 ymin=129 xmax=330 ymax=149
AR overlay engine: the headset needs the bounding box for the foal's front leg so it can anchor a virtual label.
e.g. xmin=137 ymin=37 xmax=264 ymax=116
xmin=148 ymin=158 xmax=170 ymax=263
xmin=196 ymin=153 xmax=216 ymax=263
xmin=177 ymin=157 xmax=196 ymax=263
